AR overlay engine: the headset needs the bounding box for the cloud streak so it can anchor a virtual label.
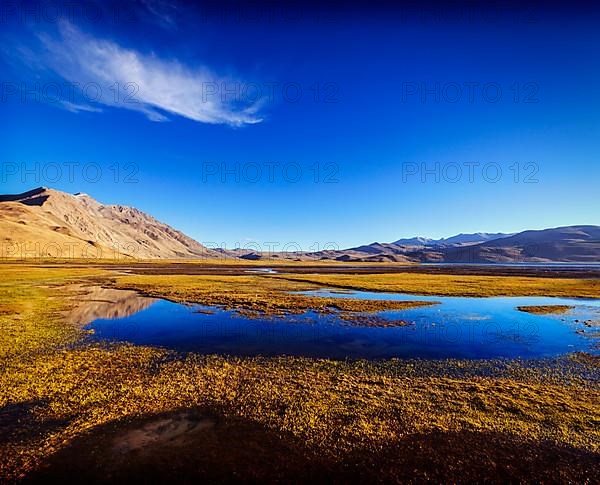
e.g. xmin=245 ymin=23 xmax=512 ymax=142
xmin=141 ymin=0 xmax=180 ymax=28
xmin=38 ymin=21 xmax=263 ymax=126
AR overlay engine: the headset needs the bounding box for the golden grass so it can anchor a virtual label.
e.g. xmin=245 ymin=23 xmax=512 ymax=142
xmin=0 ymin=265 xmax=110 ymax=358
xmin=517 ymin=305 xmax=576 ymax=315
xmin=3 ymin=347 xmax=599 ymax=476
xmin=271 ymin=273 xmax=600 ymax=298
xmin=113 ymin=274 xmax=435 ymax=316
xmin=1 ymin=264 xmax=599 ymax=481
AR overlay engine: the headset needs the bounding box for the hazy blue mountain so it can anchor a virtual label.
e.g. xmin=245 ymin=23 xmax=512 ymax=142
xmin=392 ymin=233 xmax=510 ymax=247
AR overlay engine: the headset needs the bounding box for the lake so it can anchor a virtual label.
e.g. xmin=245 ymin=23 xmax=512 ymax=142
xmin=85 ymin=287 xmax=600 ymax=360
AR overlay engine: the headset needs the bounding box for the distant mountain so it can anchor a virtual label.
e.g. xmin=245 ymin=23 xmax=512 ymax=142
xmin=438 ymin=232 xmax=512 ymax=246
xmin=441 ymin=226 xmax=600 ymax=263
xmin=0 ymin=187 xmax=218 ymax=259
xmin=392 ymin=236 xmax=435 ymax=246
xmin=328 ymin=226 xmax=600 ymax=263
xmin=393 ymin=232 xmax=511 ymax=247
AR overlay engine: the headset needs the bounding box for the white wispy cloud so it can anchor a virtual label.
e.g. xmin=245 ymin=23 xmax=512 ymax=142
xmin=38 ymin=21 xmax=263 ymax=126
xmin=60 ymin=100 xmax=104 ymax=113
xmin=141 ymin=0 xmax=179 ymax=28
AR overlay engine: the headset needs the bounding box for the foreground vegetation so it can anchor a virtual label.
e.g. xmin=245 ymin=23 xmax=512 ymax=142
xmin=1 ymin=264 xmax=599 ymax=482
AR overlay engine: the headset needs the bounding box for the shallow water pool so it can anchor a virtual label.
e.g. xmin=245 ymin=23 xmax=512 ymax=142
xmin=85 ymin=287 xmax=600 ymax=360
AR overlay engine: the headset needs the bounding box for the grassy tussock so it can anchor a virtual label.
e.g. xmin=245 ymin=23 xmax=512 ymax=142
xmin=517 ymin=305 xmax=576 ymax=315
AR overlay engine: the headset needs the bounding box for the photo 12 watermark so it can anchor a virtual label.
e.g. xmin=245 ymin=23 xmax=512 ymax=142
xmin=0 ymin=80 xmax=340 ymax=106
xmin=401 ymin=162 xmax=540 ymax=183
xmin=1 ymin=162 xmax=139 ymax=184
xmin=401 ymin=82 xmax=539 ymax=104
xmin=1 ymin=240 xmax=139 ymax=261
xmin=202 ymin=241 xmax=341 ymax=261
xmin=200 ymin=162 xmax=339 ymax=184
xmin=0 ymin=1 xmax=143 ymax=25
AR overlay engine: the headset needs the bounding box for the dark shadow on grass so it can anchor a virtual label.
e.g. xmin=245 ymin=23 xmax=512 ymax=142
xmin=23 ymin=409 xmax=600 ymax=483
xmin=0 ymin=399 xmax=72 ymax=446
xmin=344 ymin=429 xmax=600 ymax=483
xmin=25 ymin=408 xmax=336 ymax=484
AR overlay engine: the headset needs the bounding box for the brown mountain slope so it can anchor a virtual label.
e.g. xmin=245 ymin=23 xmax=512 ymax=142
xmin=0 ymin=187 xmax=217 ymax=259
xmin=440 ymin=225 xmax=600 ymax=263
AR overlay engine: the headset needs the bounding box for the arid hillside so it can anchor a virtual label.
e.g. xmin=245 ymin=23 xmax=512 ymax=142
xmin=0 ymin=187 xmax=217 ymax=259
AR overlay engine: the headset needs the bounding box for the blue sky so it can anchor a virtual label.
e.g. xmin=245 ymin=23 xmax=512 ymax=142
xmin=1 ymin=1 xmax=599 ymax=250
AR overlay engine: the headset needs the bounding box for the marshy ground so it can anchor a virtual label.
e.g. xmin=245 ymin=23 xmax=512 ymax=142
xmin=517 ymin=305 xmax=577 ymax=315
xmin=1 ymin=262 xmax=599 ymax=482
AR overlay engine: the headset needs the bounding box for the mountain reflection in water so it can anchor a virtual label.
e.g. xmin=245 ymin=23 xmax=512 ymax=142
xmin=63 ymin=286 xmax=158 ymax=326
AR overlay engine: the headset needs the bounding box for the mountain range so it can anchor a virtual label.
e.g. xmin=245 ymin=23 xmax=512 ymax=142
xmin=334 ymin=225 xmax=600 ymax=263
xmin=1 ymin=187 xmax=599 ymax=263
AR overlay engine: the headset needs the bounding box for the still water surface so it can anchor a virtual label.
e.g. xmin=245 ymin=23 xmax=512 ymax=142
xmin=87 ymin=288 xmax=600 ymax=360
